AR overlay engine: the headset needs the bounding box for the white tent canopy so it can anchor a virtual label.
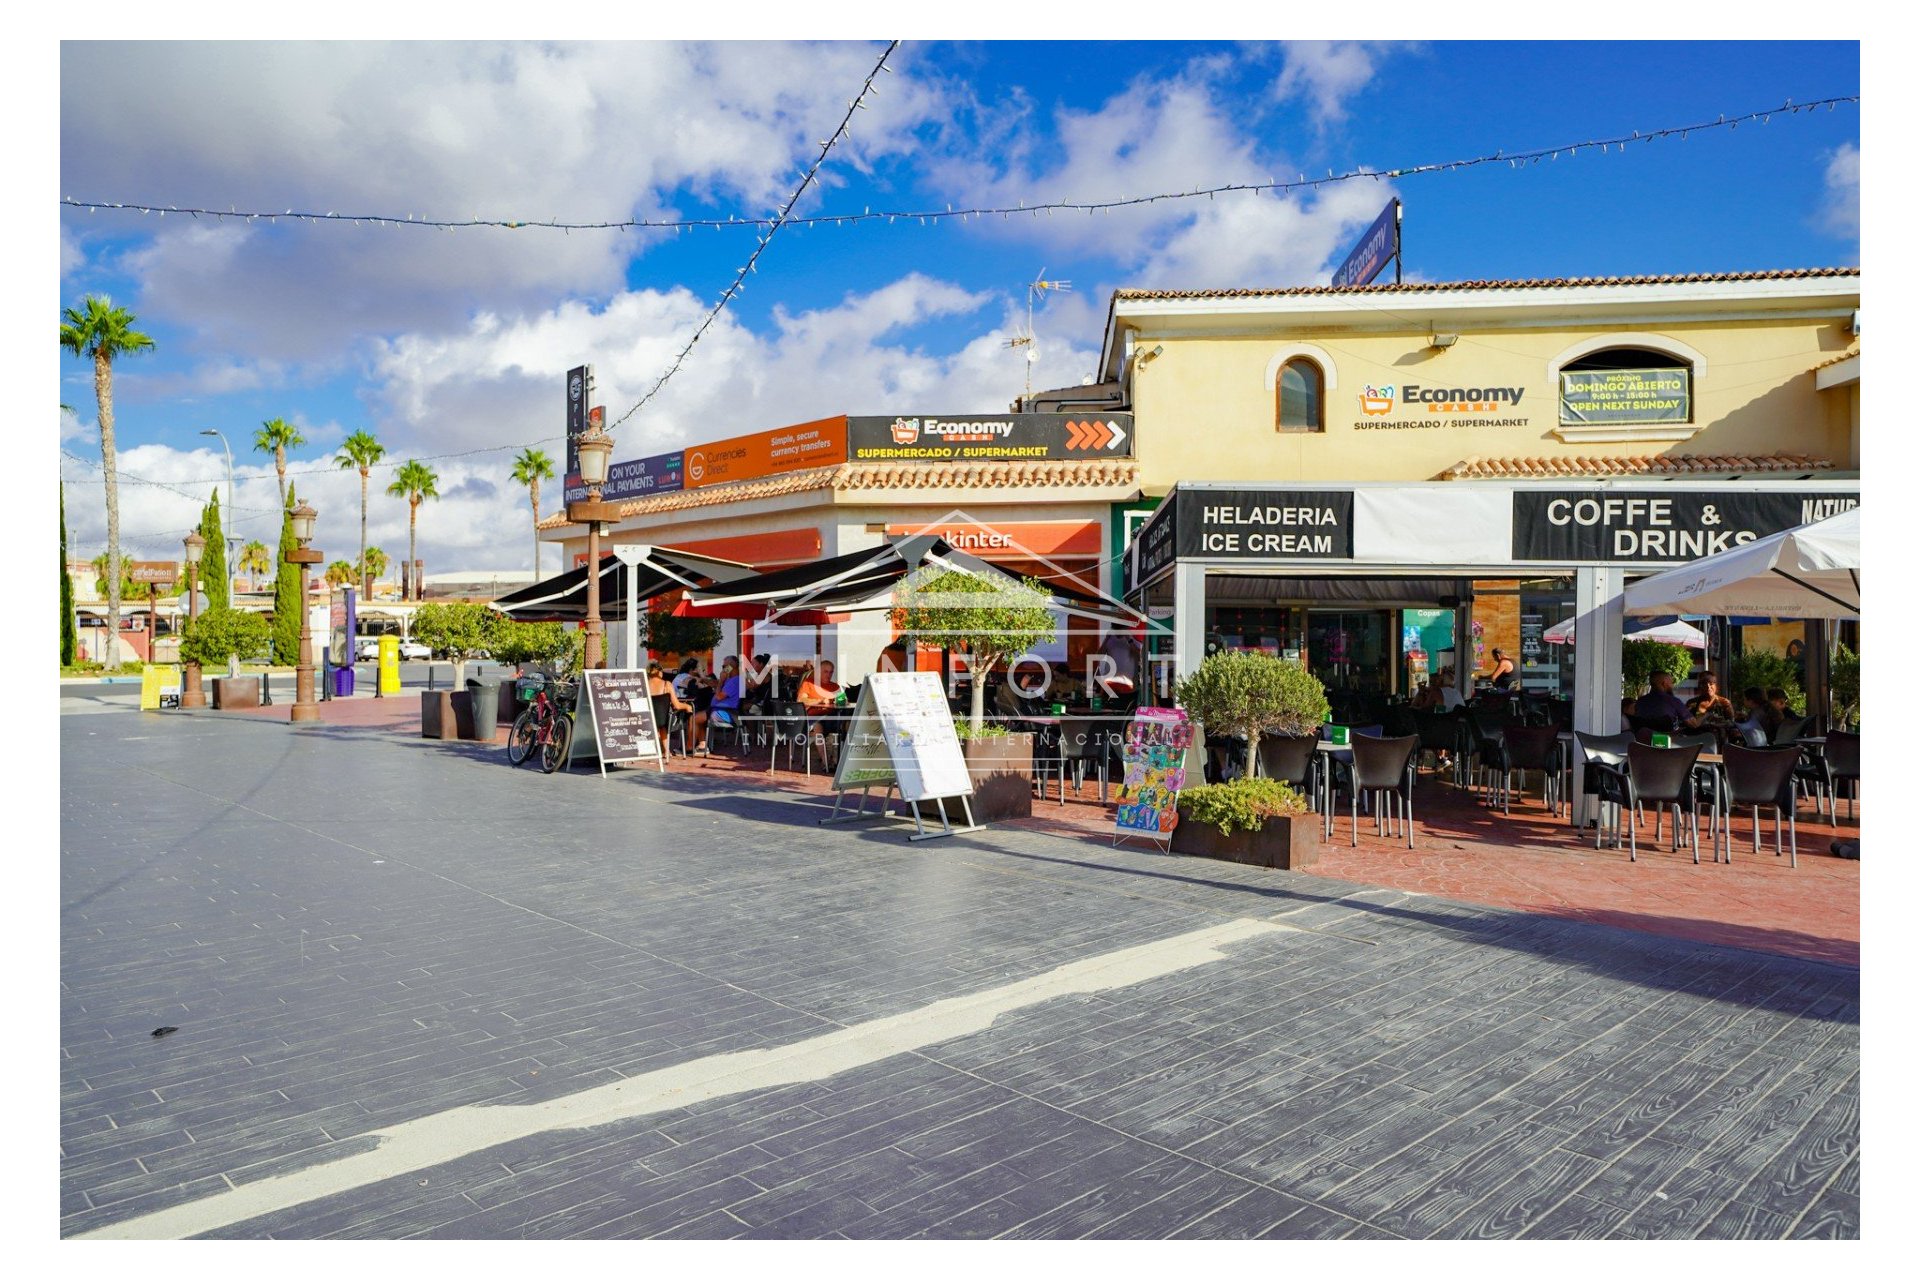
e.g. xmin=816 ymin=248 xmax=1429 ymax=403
xmin=1542 ymin=617 xmax=1707 ymax=649
xmin=1623 ymin=507 xmax=1860 ymax=619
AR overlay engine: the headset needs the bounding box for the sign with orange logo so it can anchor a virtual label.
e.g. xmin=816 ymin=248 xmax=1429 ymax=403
xmin=884 ymin=520 xmax=1102 ymax=558
xmin=848 ymin=414 xmax=1132 ymax=462
xmin=683 ymin=416 xmax=849 ymax=489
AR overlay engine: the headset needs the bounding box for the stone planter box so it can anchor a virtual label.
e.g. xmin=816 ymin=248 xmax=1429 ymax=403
xmin=211 ymin=676 xmax=259 ymax=710
xmin=1169 ymin=812 xmax=1320 ymax=870
xmin=420 ymin=690 xmax=475 ymax=740
xmin=915 ymin=732 xmax=1034 ymax=824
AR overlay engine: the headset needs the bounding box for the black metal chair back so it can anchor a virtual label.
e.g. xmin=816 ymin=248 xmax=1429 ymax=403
xmin=1500 ymin=724 xmax=1560 ymax=772
xmin=1721 ymin=744 xmax=1800 ymax=806
xmin=1826 ymin=730 xmax=1860 ymax=780
xmin=1771 ymin=715 xmax=1810 ymax=746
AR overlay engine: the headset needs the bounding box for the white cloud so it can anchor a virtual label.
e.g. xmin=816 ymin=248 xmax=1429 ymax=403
xmin=62 ymin=42 xmax=946 ymax=363
xmin=1269 ymin=41 xmax=1399 ymax=125
xmin=1818 ymin=142 xmax=1859 ymax=241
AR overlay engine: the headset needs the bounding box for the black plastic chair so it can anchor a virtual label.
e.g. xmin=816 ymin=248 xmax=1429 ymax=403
xmin=1615 ymin=741 xmax=1706 ymax=863
xmin=1719 ymin=744 xmax=1802 ymax=868
xmin=1256 ymin=733 xmax=1319 ymax=813
xmin=1575 ymin=731 xmax=1635 ymax=849
xmin=1770 ymin=715 xmax=1810 ymax=747
xmin=1332 ymin=733 xmax=1418 ymax=848
xmin=1824 ymin=730 xmax=1860 ymax=821
xmin=1487 ymin=724 xmax=1564 ymax=815
xmin=1410 ymin=710 xmax=1463 ymax=779
xmin=1030 ymin=721 xmax=1066 ymax=802
xmin=1057 ymin=717 xmax=1115 ymax=804
xmin=764 ymin=701 xmax=811 ymax=774
xmin=651 ymin=693 xmax=690 ymax=758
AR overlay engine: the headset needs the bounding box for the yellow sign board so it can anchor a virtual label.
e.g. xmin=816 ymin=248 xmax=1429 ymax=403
xmin=378 ymin=636 xmax=401 ymax=694
xmin=140 ymin=663 xmax=182 ymax=711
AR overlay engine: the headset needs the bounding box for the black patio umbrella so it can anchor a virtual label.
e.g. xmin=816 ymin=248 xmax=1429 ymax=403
xmin=490 ymin=545 xmax=754 ymax=623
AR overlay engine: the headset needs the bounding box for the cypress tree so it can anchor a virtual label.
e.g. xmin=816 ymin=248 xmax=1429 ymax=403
xmin=60 ymin=482 xmax=77 ymax=666
xmin=271 ymin=484 xmax=301 ymax=666
xmin=199 ymin=490 xmax=230 ymax=613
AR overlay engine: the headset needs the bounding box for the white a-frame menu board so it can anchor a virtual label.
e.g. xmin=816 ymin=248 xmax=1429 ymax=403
xmin=823 ymin=671 xmax=981 ymax=840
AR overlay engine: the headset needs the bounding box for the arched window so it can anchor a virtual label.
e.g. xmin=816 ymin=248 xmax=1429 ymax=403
xmin=1558 ymin=345 xmax=1693 ymax=427
xmin=1276 ymin=358 xmax=1324 ymax=432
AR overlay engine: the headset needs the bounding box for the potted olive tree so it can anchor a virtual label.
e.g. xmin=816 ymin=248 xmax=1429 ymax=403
xmin=1169 ymin=650 xmax=1330 ymax=869
xmin=891 ymin=564 xmax=1055 ymax=821
xmin=411 ymin=601 xmax=501 ymax=739
xmin=179 ymin=607 xmax=272 ymax=710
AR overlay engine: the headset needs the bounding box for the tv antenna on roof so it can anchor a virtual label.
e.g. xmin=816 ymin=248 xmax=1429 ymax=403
xmin=1005 ymin=269 xmax=1071 ymax=401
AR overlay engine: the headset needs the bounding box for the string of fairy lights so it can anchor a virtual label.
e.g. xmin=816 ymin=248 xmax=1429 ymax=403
xmin=61 ymin=87 xmax=1859 ymax=526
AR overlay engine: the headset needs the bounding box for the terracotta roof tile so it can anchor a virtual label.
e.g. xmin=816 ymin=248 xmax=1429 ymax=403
xmin=537 ymin=459 xmax=1139 ymax=529
xmin=1436 ymin=453 xmax=1834 ymax=481
xmin=1813 ymin=348 xmax=1860 ymax=370
xmin=1115 ymin=267 xmax=1859 ymax=302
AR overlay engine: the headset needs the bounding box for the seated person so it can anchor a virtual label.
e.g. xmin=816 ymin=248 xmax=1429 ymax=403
xmin=1681 ymin=671 xmax=1734 ymax=730
xmin=703 ymin=656 xmax=743 ymax=753
xmin=1620 ymin=696 xmax=1638 ymax=722
xmin=795 ymin=660 xmax=839 ymax=709
xmin=671 ymin=658 xmax=711 ymax=748
xmin=1766 ymin=687 xmax=1796 ymax=726
xmin=648 ymin=661 xmax=693 ymax=713
xmin=1410 ymin=675 xmax=1448 ymax=712
xmin=1732 ymin=686 xmax=1782 ymax=747
xmin=1633 ymin=670 xmax=1688 ymax=725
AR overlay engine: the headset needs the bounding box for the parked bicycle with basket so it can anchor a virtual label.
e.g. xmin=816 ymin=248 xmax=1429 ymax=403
xmin=508 ymin=671 xmax=576 ymax=773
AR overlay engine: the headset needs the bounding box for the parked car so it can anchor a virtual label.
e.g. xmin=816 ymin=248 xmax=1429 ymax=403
xmin=354 ymin=637 xmax=381 ymax=661
xmin=399 ymin=640 xmax=431 ymax=660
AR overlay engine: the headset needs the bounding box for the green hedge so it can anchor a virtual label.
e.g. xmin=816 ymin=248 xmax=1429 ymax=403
xmin=1177 ymin=777 xmax=1310 ymax=837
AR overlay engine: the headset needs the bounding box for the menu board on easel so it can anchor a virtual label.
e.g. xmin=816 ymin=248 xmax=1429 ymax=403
xmin=580 ymin=669 xmax=665 ymax=775
xmin=1114 ymin=706 xmax=1192 ymax=847
xmin=825 ymin=672 xmax=978 ymax=839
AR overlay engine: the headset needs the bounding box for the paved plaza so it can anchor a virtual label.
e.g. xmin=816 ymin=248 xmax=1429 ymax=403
xmin=61 ymin=696 xmax=1860 ymax=1239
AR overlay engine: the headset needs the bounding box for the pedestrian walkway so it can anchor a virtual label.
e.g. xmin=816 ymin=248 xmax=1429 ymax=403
xmin=60 ymin=706 xmax=1859 ymax=1239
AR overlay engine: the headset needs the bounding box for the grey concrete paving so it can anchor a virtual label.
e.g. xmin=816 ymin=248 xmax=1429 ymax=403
xmin=60 ymin=699 xmax=1860 ymax=1239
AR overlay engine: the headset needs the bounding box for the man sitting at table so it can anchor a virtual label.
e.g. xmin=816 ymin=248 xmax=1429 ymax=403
xmin=796 ymin=660 xmax=840 ymax=709
xmin=1682 ymin=671 xmax=1734 ymax=731
xmin=1633 ymin=670 xmax=1689 ymax=725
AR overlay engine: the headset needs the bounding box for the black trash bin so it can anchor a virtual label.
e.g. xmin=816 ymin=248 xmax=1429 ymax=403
xmin=467 ymin=675 xmax=502 ymax=741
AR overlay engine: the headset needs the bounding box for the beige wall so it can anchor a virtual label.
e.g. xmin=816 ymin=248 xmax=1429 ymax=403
xmin=1129 ymin=316 xmax=1857 ymax=491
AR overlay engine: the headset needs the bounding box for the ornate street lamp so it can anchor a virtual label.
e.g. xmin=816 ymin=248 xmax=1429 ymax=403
xmin=567 ymin=425 xmax=619 ymax=671
xmin=179 ymin=531 xmax=207 ymax=708
xmin=286 ymin=501 xmax=324 ymax=722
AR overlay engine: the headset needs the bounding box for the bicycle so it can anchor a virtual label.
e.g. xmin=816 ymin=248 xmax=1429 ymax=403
xmin=507 ymin=673 xmax=576 ymax=773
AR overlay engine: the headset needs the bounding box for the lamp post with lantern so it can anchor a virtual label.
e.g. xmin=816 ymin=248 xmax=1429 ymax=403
xmin=566 ymin=424 xmax=619 ymax=671
xmin=285 ymin=500 xmax=325 ymax=722
xmin=179 ymin=531 xmax=207 ymax=709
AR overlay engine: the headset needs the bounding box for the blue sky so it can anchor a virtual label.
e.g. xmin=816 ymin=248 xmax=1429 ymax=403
xmin=55 ymin=38 xmax=1860 ymax=574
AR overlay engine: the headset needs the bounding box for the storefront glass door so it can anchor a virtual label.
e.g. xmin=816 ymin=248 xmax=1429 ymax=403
xmin=1307 ymin=610 xmax=1391 ymax=701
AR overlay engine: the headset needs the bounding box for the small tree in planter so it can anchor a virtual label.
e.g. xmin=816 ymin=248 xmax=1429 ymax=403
xmin=180 ymin=607 xmax=271 ymax=675
xmin=490 ymin=620 xmax=579 ymax=676
xmin=410 ymin=601 xmax=500 ymax=686
xmin=891 ymin=566 xmax=1055 ymax=733
xmin=1174 ymin=650 xmax=1330 ymax=780
xmin=644 ymin=610 xmax=723 ymax=663
xmin=1830 ymin=641 xmax=1860 ymax=729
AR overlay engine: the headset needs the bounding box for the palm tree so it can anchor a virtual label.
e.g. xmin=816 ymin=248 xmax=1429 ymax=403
xmin=387 ymin=461 xmax=439 ymax=601
xmin=254 ymin=417 xmax=307 ymax=510
xmin=324 ymin=560 xmax=357 ymax=590
xmin=334 ymin=430 xmax=386 ymax=599
xmin=61 ymin=297 xmax=155 ymax=649
xmin=510 ymin=447 xmax=556 ymax=579
xmin=238 ymin=540 xmax=272 ymax=592
xmin=360 ymin=546 xmax=390 ymax=595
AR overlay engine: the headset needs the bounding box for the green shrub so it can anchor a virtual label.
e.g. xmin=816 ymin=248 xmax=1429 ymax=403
xmin=1830 ymin=642 xmax=1859 ymax=729
xmin=1174 ymin=651 xmax=1329 ymax=779
xmin=1621 ymin=639 xmax=1694 ymax=696
xmin=491 ymin=620 xmax=576 ymax=670
xmin=953 ymin=721 xmax=1011 ymax=741
xmin=645 ymin=611 xmax=723 ymax=657
xmin=1730 ymin=648 xmax=1805 ymax=715
xmin=1177 ymin=777 xmax=1310 ymax=837
xmin=179 ymin=607 xmax=271 ymax=668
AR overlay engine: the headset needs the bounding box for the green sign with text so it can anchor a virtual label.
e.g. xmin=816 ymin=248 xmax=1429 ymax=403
xmin=1559 ymin=368 xmax=1690 ymax=425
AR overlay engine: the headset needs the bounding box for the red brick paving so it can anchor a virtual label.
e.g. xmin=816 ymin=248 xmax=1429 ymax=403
xmin=213 ymin=697 xmax=1862 ymax=967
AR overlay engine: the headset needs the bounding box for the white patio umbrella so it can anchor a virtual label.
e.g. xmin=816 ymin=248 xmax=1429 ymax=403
xmin=1542 ymin=617 xmax=1708 ymax=649
xmin=1622 ymin=507 xmax=1860 ymax=619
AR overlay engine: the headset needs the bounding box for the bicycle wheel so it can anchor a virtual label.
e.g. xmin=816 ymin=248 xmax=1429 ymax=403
xmin=507 ymin=710 xmax=539 ymax=766
xmin=540 ymin=714 xmax=573 ymax=774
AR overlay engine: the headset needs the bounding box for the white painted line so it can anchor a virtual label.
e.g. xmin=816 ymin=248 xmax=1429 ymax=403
xmin=77 ymin=916 xmax=1286 ymax=1240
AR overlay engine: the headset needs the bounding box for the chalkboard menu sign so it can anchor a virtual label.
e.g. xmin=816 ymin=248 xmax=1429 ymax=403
xmin=580 ymin=669 xmax=665 ymax=775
